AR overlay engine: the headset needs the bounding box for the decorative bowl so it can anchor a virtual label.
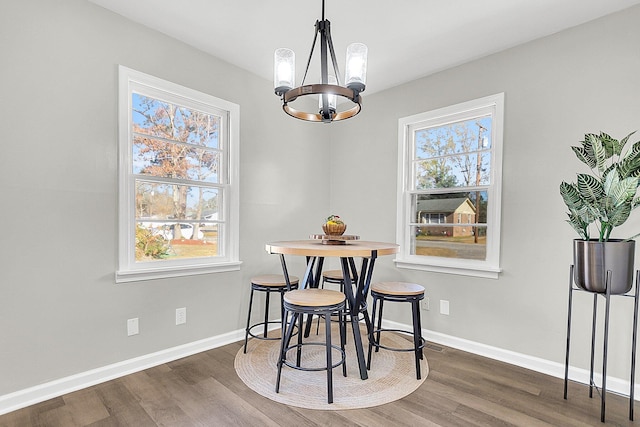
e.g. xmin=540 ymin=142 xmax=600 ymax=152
xmin=322 ymin=222 xmax=347 ymax=236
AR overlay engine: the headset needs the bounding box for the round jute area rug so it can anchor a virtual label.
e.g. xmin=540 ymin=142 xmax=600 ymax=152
xmin=235 ymin=323 xmax=428 ymax=410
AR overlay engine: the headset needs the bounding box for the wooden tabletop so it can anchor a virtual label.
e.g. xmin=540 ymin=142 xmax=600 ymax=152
xmin=265 ymin=240 xmax=399 ymax=257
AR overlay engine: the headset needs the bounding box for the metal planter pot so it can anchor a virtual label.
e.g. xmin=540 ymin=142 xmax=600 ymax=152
xmin=573 ymin=239 xmax=635 ymax=294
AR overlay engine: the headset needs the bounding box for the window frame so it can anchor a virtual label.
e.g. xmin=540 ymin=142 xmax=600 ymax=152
xmin=116 ymin=66 xmax=241 ymax=283
xmin=395 ymin=93 xmax=504 ymax=279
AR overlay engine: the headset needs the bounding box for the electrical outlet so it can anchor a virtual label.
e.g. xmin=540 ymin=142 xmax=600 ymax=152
xmin=440 ymin=300 xmax=450 ymax=315
xmin=420 ymin=297 xmax=430 ymax=311
xmin=127 ymin=318 xmax=139 ymax=336
xmin=176 ymin=307 xmax=187 ymax=325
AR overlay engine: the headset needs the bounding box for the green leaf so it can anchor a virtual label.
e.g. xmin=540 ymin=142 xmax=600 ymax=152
xmin=566 ymin=212 xmax=589 ymax=240
xmin=603 ymin=169 xmax=619 ymax=195
xmin=619 ymin=130 xmax=637 ymax=152
xmin=576 ymin=173 xmax=604 ymax=204
xmin=609 ymin=202 xmax=632 ymax=227
xmin=599 ymin=132 xmax=618 ymax=157
xmin=560 ymin=181 xmax=583 ymax=209
xmin=599 ymin=196 xmax=614 ymax=221
xmin=577 ymin=204 xmax=598 ymax=223
xmin=571 ymin=146 xmax=596 ymax=169
xmin=589 ymin=134 xmax=608 ymax=174
xmin=617 ymin=150 xmax=640 ymax=179
xmin=581 ymin=134 xmax=596 ymax=163
xmin=609 ymin=176 xmax=639 ymax=206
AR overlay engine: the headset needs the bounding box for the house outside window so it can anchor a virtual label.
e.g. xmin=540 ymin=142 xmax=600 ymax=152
xmin=117 ymin=66 xmax=240 ymax=282
xmin=396 ymin=93 xmax=504 ymax=278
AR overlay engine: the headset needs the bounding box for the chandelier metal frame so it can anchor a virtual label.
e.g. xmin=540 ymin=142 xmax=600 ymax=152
xmin=274 ymin=1 xmax=365 ymax=123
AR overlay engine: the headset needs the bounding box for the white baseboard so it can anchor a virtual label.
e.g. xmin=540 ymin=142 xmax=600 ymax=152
xmin=2 ymin=320 xmax=637 ymax=416
xmin=383 ymin=319 xmax=638 ymax=400
xmin=0 ymin=329 xmax=245 ymax=416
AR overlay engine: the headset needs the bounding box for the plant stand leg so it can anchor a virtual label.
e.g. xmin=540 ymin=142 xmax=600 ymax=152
xmin=630 ymin=270 xmax=640 ymax=420
xmin=600 ymin=271 xmax=612 ymax=423
xmin=564 ymin=265 xmax=574 ymax=400
xmin=590 ymin=292 xmax=598 ymax=398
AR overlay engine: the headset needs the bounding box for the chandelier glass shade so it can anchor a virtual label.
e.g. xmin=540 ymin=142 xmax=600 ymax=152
xmin=273 ymin=1 xmax=367 ymax=123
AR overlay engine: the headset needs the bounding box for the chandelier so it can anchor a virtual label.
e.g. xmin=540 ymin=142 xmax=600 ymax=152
xmin=273 ymin=0 xmax=368 ymax=123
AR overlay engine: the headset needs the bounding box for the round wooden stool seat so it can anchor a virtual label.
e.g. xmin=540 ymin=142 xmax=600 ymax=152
xmin=321 ymin=270 xmax=352 ymax=297
xmin=284 ymin=289 xmax=345 ymax=307
xmin=251 ymin=274 xmax=299 ymax=287
xmin=322 ymin=270 xmax=353 ymax=281
xmin=371 ymin=281 xmax=425 ymax=296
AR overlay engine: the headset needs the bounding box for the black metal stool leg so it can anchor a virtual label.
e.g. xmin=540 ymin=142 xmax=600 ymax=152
xmin=417 ymin=299 xmax=424 ymax=361
xmin=367 ymin=295 xmax=379 ymax=369
xmin=375 ymin=298 xmax=384 ymax=353
xmin=325 ymin=310 xmax=333 ymax=404
xmin=263 ymin=291 xmax=271 ymax=338
xmin=280 ymin=289 xmax=286 ymax=325
xmin=243 ymin=288 xmax=255 ymax=353
xmin=411 ymin=299 xmax=422 ymax=380
xmin=296 ymin=311 xmax=304 ymax=367
xmin=276 ymin=309 xmax=297 ymax=393
xmin=360 ymin=304 xmax=373 ymax=342
xmin=340 ymin=311 xmax=347 ymax=377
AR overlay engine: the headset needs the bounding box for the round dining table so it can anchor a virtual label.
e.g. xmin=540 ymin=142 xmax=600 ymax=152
xmin=265 ymin=239 xmax=399 ymax=380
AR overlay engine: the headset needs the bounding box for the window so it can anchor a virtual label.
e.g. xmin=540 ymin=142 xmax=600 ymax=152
xmin=117 ymin=66 xmax=240 ymax=282
xmin=396 ymin=93 xmax=504 ymax=278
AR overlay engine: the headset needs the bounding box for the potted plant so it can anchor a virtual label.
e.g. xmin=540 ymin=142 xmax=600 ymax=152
xmin=560 ymin=131 xmax=640 ymax=294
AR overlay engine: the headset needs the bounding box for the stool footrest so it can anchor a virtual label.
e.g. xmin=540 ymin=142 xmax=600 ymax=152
xmin=370 ymin=328 xmax=425 ymax=353
xmin=282 ymin=342 xmax=346 ymax=371
xmin=247 ymin=321 xmax=297 ymax=341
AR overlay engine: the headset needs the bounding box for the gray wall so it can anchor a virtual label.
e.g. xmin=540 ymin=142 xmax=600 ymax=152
xmin=0 ymin=0 xmax=329 ymax=395
xmin=331 ymin=5 xmax=640 ymax=378
xmin=2 ymin=0 xmax=640 ymax=400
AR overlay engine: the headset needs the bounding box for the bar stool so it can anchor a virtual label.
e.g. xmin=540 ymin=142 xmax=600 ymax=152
xmin=315 ymin=269 xmax=354 ymax=332
xmin=321 ymin=269 xmax=353 ymax=292
xmin=276 ymin=289 xmax=347 ymax=404
xmin=367 ymin=281 xmax=426 ymax=379
xmin=243 ymin=274 xmax=299 ymax=353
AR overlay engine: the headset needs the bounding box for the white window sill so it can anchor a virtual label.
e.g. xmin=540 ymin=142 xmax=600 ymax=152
xmin=116 ymin=261 xmax=242 ymax=283
xmin=394 ymin=259 xmax=501 ymax=279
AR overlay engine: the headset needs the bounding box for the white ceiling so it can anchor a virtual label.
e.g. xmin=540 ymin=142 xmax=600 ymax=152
xmin=89 ymin=0 xmax=640 ymax=95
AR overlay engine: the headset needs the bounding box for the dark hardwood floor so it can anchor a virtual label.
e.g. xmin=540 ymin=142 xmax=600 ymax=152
xmin=1 ymin=340 xmax=637 ymax=426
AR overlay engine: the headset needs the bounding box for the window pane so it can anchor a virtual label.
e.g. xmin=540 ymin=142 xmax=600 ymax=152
xmin=134 ymin=222 xmax=219 ymax=262
xmin=414 ymin=151 xmax=491 ymax=189
xmin=186 ymin=148 xmax=220 ymax=183
xmin=133 ymin=137 xmax=219 ymax=183
xmin=135 ymin=181 xmax=219 ymax=221
xmin=413 ymin=116 xmax=492 ymax=190
xmin=132 ymin=93 xmax=220 ymax=149
xmin=412 ymin=191 xmax=488 ymax=260
xmin=415 ymin=116 xmax=491 ymax=159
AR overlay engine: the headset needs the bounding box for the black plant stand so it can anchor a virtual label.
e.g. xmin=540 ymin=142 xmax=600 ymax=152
xmin=564 ymin=265 xmax=640 ymax=423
